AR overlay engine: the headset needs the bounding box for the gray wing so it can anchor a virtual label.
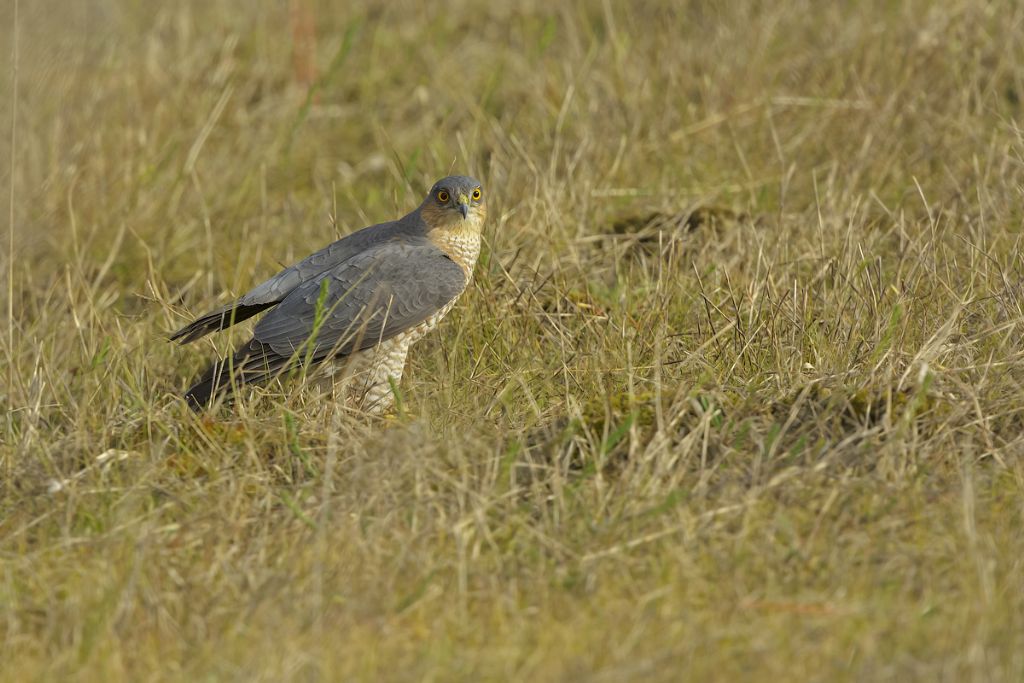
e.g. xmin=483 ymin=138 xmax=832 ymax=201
xmin=181 ymin=240 xmax=465 ymax=410
xmin=170 ymin=218 xmax=419 ymax=343
xmin=252 ymin=241 xmax=466 ymax=360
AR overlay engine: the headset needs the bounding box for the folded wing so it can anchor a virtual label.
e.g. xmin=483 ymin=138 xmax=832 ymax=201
xmin=183 ymin=241 xmax=465 ymax=409
xmin=169 ymin=219 xmax=411 ymax=344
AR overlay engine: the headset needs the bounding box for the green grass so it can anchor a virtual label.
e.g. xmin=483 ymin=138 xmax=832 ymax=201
xmin=3 ymin=0 xmax=1024 ymax=680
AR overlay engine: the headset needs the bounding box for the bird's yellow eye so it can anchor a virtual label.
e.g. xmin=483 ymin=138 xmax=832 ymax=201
xmin=436 ymin=190 xmax=450 ymax=203
xmin=472 ymin=188 xmax=482 ymax=201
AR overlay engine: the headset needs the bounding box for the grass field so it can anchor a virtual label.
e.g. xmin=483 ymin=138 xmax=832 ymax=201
xmin=3 ymin=0 xmax=1024 ymax=680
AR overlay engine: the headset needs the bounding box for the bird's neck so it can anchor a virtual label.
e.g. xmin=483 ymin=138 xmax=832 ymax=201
xmin=428 ymin=215 xmax=483 ymax=280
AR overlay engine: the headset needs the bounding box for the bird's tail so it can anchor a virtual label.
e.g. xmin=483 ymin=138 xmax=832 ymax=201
xmin=170 ymin=303 xmax=276 ymax=344
xmin=184 ymin=339 xmax=289 ymax=411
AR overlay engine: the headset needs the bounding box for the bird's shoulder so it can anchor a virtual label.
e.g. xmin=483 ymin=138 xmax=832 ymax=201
xmin=294 ymin=237 xmax=462 ymax=305
xmin=293 ymin=215 xmax=425 ymax=272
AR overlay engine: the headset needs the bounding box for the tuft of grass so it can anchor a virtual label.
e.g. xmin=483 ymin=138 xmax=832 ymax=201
xmin=2 ymin=0 xmax=1024 ymax=680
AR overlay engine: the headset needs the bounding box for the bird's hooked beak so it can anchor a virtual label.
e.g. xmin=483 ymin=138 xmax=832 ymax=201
xmin=457 ymin=193 xmax=470 ymax=219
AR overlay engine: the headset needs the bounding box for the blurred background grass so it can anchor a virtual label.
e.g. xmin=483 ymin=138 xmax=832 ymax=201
xmin=2 ymin=0 xmax=1024 ymax=680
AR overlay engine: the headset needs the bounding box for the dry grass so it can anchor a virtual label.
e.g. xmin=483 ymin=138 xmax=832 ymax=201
xmin=3 ymin=0 xmax=1024 ymax=680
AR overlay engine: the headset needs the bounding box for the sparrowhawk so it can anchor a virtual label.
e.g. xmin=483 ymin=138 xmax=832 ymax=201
xmin=170 ymin=175 xmax=486 ymax=413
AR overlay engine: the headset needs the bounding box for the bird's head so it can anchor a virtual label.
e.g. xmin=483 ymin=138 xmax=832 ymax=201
xmin=419 ymin=175 xmax=486 ymax=232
